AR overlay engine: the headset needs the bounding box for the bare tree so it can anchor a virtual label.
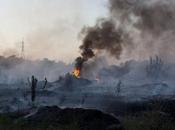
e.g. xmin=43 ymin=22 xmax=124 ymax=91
xmin=43 ymin=77 xmax=47 ymax=89
xmin=116 ymin=80 xmax=122 ymax=96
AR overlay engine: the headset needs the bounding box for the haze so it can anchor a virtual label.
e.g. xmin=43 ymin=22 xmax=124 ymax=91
xmin=0 ymin=0 xmax=107 ymax=63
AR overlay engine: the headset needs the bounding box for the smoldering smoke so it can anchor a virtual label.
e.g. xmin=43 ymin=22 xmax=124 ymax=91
xmin=75 ymin=0 xmax=175 ymax=74
xmin=0 ymin=56 xmax=73 ymax=84
xmin=110 ymin=0 xmax=175 ymax=35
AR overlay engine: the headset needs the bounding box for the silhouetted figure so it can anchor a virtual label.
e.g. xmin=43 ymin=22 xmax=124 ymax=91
xmin=43 ymin=77 xmax=47 ymax=89
xmin=31 ymin=75 xmax=38 ymax=102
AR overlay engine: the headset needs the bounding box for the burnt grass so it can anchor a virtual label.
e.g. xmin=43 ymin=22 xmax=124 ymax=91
xmin=106 ymin=98 xmax=175 ymax=130
xmin=0 ymin=98 xmax=175 ymax=130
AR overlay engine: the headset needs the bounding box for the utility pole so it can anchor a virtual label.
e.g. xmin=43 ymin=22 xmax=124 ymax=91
xmin=21 ymin=38 xmax=25 ymax=59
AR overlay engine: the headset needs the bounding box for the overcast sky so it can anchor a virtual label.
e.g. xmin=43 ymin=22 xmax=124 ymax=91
xmin=0 ymin=0 xmax=108 ymax=62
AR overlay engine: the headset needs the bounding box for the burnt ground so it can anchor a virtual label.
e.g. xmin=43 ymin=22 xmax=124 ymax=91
xmin=0 ymin=75 xmax=175 ymax=130
xmin=0 ymin=98 xmax=175 ymax=130
xmin=105 ymin=98 xmax=175 ymax=117
xmin=0 ymin=106 xmax=122 ymax=130
xmin=105 ymin=98 xmax=175 ymax=130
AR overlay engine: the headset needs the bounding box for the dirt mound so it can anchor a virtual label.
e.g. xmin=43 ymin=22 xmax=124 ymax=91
xmin=24 ymin=106 xmax=122 ymax=130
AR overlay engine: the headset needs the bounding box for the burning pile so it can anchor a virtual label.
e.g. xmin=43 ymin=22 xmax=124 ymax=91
xmin=73 ymin=68 xmax=80 ymax=78
xmin=73 ymin=20 xmax=123 ymax=78
xmin=72 ymin=57 xmax=84 ymax=78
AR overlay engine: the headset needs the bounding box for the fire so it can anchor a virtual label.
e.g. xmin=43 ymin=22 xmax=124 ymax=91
xmin=73 ymin=68 xmax=81 ymax=78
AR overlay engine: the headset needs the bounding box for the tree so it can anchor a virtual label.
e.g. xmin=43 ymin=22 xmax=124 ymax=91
xmin=116 ymin=80 xmax=122 ymax=96
xmin=43 ymin=77 xmax=47 ymax=89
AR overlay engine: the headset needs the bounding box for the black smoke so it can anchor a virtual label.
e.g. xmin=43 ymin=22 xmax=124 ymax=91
xmin=75 ymin=19 xmax=123 ymax=71
xmin=75 ymin=0 xmax=175 ymax=74
xmin=80 ymin=20 xmax=123 ymax=59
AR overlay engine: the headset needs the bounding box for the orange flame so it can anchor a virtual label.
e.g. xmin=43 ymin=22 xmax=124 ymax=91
xmin=73 ymin=68 xmax=80 ymax=78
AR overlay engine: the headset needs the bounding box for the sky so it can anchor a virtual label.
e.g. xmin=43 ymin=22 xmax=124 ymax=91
xmin=0 ymin=0 xmax=108 ymax=63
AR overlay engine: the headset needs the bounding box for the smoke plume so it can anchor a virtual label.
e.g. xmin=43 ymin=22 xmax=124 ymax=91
xmin=75 ymin=19 xmax=123 ymax=71
xmin=0 ymin=55 xmax=73 ymax=84
xmin=75 ymin=0 xmax=175 ymax=72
